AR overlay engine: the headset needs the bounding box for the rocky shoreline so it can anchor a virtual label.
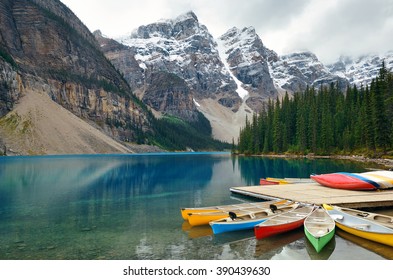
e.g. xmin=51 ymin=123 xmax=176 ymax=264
xmin=124 ymin=143 xmax=166 ymax=154
xmin=333 ymin=155 xmax=393 ymax=170
xmin=243 ymin=153 xmax=393 ymax=170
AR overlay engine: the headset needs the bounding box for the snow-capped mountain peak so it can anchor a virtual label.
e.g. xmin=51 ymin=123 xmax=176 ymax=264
xmin=328 ymin=52 xmax=393 ymax=86
xmin=216 ymin=37 xmax=249 ymax=100
xmin=115 ymin=11 xmax=241 ymax=109
xmin=217 ymin=25 xmax=278 ymax=111
xmin=118 ymin=11 xmax=207 ymax=42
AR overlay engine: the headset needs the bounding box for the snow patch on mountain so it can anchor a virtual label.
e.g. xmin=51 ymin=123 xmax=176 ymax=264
xmin=216 ymin=38 xmax=249 ymax=99
xmin=328 ymin=52 xmax=393 ymax=86
xmin=116 ymin=11 xmax=241 ymax=110
xmin=117 ymin=11 xmax=216 ymax=71
xmin=217 ymin=26 xmax=277 ymax=112
xmin=269 ymin=51 xmax=349 ymax=93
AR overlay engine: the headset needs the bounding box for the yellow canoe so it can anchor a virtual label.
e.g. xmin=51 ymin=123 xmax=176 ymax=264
xmin=260 ymin=177 xmax=313 ymax=185
xmin=331 ymin=205 xmax=393 ymax=229
xmin=335 ymin=222 xmax=393 ymax=247
xmin=181 ymin=199 xmax=287 ymax=220
xmin=266 ymin=177 xmax=291 ymax=184
xmin=186 ymin=200 xmax=291 ymax=226
xmin=324 ymin=204 xmax=393 ymax=247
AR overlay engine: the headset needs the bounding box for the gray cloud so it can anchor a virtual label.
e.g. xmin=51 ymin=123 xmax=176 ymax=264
xmin=181 ymin=0 xmax=312 ymax=40
xmin=61 ymin=0 xmax=393 ymax=63
xmin=287 ymin=0 xmax=393 ymax=62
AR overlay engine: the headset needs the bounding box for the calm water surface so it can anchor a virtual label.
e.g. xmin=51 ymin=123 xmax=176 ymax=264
xmin=0 ymin=153 xmax=392 ymax=260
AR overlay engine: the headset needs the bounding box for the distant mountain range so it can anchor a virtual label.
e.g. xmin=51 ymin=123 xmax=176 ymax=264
xmin=328 ymin=53 xmax=393 ymax=85
xmin=96 ymin=11 xmax=393 ymax=141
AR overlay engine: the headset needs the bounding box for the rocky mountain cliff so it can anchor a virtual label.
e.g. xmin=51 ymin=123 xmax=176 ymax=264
xmin=0 ymin=0 xmax=153 ymax=154
xmin=115 ymin=12 xmax=242 ymax=112
xmin=271 ymin=51 xmax=349 ymax=93
xmin=94 ymin=30 xmax=200 ymax=122
xmin=96 ymin=11 xmax=251 ymax=142
xmin=0 ymin=57 xmax=21 ymax=117
xmin=217 ymin=27 xmax=277 ymax=112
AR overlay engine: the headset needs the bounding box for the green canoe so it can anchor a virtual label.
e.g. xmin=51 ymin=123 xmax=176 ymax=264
xmin=304 ymin=207 xmax=335 ymax=253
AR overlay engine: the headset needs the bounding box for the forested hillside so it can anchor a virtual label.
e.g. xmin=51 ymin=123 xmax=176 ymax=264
xmin=236 ymin=63 xmax=393 ymax=157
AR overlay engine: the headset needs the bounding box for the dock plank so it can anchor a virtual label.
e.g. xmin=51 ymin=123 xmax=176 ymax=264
xmin=230 ymin=183 xmax=393 ymax=208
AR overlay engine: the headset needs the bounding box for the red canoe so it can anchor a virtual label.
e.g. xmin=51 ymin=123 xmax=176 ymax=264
xmin=310 ymin=172 xmax=379 ymax=191
xmin=254 ymin=205 xmax=315 ymax=240
xmin=259 ymin=178 xmax=279 ymax=185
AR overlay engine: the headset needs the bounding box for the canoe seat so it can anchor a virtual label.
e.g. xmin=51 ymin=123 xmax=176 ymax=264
xmin=331 ymin=214 xmax=344 ymax=220
xmin=352 ymin=224 xmax=370 ymax=229
xmin=269 ymin=204 xmax=278 ymax=213
xmin=356 ymin=213 xmax=370 ymax=218
xmin=229 ymin=211 xmax=237 ymax=220
xmin=312 ymin=218 xmax=327 ymax=222
xmin=307 ymin=224 xmax=329 ymax=232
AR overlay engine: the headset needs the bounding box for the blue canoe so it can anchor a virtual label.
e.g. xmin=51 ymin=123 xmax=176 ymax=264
xmin=209 ymin=202 xmax=299 ymax=234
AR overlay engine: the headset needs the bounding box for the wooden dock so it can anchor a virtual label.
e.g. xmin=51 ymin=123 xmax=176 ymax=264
xmin=230 ymin=183 xmax=393 ymax=209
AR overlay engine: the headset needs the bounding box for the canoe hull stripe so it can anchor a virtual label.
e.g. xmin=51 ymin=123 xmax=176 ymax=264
xmin=338 ymin=172 xmax=380 ymax=189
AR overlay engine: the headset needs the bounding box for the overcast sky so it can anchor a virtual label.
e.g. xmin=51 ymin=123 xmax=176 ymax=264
xmin=60 ymin=0 xmax=393 ymax=64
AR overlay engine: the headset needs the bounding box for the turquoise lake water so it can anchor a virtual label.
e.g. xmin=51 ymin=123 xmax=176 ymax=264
xmin=1 ymin=152 xmax=392 ymax=260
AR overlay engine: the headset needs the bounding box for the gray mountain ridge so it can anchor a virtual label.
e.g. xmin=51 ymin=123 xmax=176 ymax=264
xmin=110 ymin=11 xmax=392 ymax=101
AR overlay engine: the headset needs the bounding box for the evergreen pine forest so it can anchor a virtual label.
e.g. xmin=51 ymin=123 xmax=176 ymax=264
xmin=235 ymin=63 xmax=393 ymax=157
